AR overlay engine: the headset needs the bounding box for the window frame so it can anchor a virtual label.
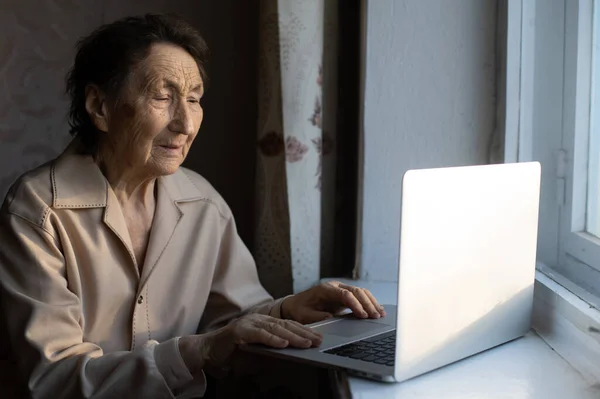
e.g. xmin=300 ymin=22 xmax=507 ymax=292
xmin=503 ymin=1 xmax=600 ymax=380
xmin=510 ymin=0 xmax=600 ymax=305
xmin=558 ymin=0 xmax=600 ymax=276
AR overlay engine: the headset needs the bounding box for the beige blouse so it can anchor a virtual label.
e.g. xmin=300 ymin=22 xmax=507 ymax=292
xmin=0 ymin=142 xmax=284 ymax=398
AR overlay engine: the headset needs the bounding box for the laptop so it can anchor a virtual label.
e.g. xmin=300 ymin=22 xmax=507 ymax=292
xmin=243 ymin=162 xmax=541 ymax=383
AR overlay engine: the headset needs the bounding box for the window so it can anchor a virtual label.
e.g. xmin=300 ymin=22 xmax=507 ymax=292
xmin=514 ymin=0 xmax=600 ymax=304
xmin=587 ymin=2 xmax=600 ymax=238
xmin=557 ymin=0 xmax=600 ymax=297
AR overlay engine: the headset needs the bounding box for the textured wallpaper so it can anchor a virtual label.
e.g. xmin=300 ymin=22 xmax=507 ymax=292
xmin=0 ymin=0 xmax=259 ymax=243
xmin=0 ymin=0 xmax=101 ymax=198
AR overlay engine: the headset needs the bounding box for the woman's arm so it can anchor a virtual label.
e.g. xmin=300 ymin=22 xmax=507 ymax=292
xmin=196 ymin=214 xmax=287 ymax=332
xmin=0 ymin=210 xmax=199 ymax=399
xmin=195 ymin=211 xmax=383 ymax=331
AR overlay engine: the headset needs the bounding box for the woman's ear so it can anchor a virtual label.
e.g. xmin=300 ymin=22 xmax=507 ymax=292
xmin=85 ymin=84 xmax=109 ymax=132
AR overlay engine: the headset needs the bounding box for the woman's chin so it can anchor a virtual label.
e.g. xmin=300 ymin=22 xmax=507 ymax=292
xmin=150 ymin=160 xmax=182 ymax=176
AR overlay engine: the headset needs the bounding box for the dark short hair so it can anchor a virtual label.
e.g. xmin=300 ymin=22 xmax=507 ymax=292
xmin=65 ymin=13 xmax=209 ymax=154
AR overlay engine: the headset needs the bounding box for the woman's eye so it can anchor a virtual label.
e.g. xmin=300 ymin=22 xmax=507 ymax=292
xmin=187 ymin=98 xmax=200 ymax=104
xmin=152 ymin=94 xmax=170 ymax=102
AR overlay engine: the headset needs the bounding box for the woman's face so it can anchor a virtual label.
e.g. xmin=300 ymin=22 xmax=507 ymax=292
xmin=101 ymin=42 xmax=204 ymax=178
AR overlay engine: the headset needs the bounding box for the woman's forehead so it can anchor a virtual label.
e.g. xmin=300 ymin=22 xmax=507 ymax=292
xmin=134 ymin=44 xmax=203 ymax=90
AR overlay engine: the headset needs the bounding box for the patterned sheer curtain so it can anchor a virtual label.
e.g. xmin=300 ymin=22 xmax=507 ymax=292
xmin=255 ymin=0 xmax=338 ymax=297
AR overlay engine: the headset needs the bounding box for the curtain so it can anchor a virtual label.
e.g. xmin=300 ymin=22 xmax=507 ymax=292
xmin=255 ymin=0 xmax=338 ymax=297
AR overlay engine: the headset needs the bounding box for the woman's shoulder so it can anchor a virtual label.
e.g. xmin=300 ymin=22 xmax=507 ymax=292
xmin=2 ymin=160 xmax=55 ymax=228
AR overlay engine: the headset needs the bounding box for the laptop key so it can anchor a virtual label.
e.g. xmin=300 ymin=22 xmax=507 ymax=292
xmin=364 ymin=331 xmax=395 ymax=342
xmin=333 ymin=351 xmax=351 ymax=356
xmin=322 ymin=330 xmax=397 ymax=365
xmin=349 ymin=352 xmax=369 ymax=360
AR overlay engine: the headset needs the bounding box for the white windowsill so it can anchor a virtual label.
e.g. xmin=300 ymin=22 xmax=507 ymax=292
xmin=532 ymin=265 xmax=600 ymax=384
xmin=321 ymin=273 xmax=600 ymax=398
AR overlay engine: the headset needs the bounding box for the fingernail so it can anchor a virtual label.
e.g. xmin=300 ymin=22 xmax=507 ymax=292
xmin=361 ymin=311 xmax=368 ymax=318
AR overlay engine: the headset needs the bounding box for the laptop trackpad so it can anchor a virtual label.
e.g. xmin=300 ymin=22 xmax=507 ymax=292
xmin=312 ymin=320 xmax=383 ymax=338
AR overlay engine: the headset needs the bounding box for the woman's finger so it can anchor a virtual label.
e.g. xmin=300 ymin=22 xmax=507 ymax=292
xmin=261 ymin=321 xmax=313 ymax=348
xmin=281 ymin=320 xmax=323 ymax=346
xmin=327 ymin=285 xmax=368 ymax=318
xmin=339 ymin=285 xmax=380 ymax=318
xmin=362 ymin=287 xmax=386 ymax=316
xmin=251 ymin=328 xmax=290 ymax=348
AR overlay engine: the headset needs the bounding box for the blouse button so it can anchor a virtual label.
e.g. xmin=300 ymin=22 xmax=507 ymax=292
xmin=137 ymin=295 xmax=144 ymax=304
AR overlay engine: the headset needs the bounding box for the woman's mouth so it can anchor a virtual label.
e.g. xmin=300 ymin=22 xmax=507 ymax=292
xmin=158 ymin=144 xmax=184 ymax=156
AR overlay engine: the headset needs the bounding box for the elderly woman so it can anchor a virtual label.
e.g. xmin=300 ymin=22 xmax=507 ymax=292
xmin=0 ymin=13 xmax=384 ymax=399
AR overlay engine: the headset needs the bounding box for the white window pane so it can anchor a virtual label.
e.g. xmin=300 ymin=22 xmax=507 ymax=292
xmin=587 ymin=0 xmax=600 ymax=237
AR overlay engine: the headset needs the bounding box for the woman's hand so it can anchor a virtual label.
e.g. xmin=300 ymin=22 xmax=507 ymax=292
xmin=178 ymin=313 xmax=322 ymax=376
xmin=281 ymin=281 xmax=386 ymax=324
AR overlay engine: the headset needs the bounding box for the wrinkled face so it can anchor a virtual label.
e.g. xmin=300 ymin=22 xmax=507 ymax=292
xmin=102 ymin=42 xmax=204 ymax=177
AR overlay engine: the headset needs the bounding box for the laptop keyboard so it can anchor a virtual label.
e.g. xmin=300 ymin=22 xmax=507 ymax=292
xmin=324 ymin=330 xmax=396 ymax=366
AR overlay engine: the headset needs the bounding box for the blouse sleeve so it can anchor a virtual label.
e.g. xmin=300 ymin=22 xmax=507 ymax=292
xmin=196 ymin=214 xmax=288 ymax=333
xmin=0 ymin=208 xmax=204 ymax=399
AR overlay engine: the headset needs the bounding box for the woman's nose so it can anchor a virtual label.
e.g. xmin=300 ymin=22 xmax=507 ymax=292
xmin=170 ymin=101 xmax=197 ymax=135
